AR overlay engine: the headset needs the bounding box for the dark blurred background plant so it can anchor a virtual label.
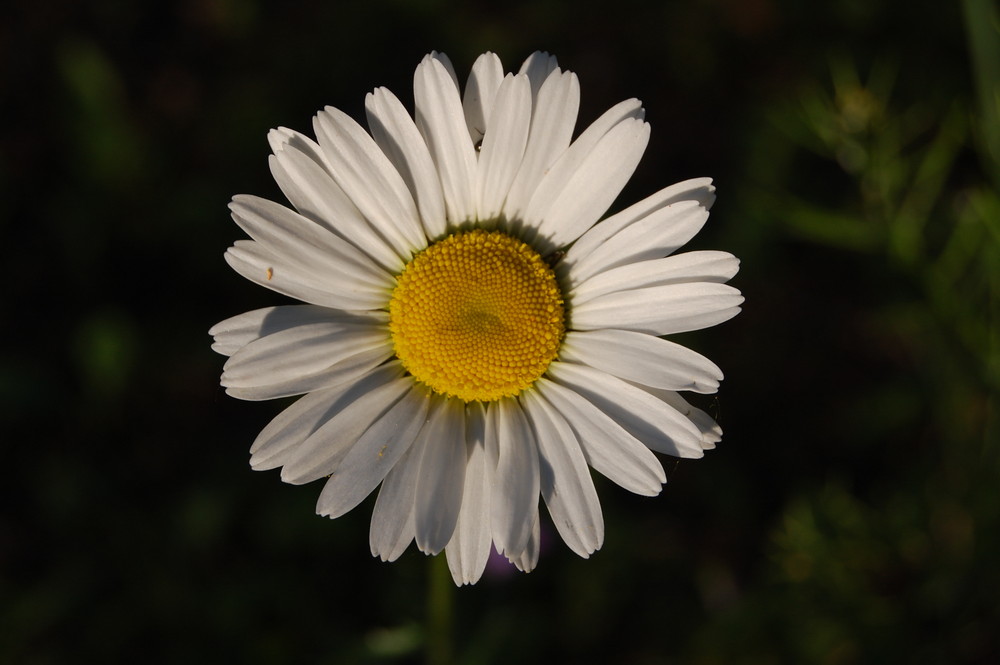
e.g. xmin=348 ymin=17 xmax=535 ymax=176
xmin=2 ymin=0 xmax=997 ymax=663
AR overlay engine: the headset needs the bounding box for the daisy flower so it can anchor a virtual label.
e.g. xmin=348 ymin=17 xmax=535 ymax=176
xmin=210 ymin=51 xmax=742 ymax=585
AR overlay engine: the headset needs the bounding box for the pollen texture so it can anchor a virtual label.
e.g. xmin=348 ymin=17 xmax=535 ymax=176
xmin=389 ymin=230 xmax=565 ymax=402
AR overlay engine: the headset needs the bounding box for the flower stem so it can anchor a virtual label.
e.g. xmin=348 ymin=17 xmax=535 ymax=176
xmin=426 ymin=554 xmax=454 ymax=665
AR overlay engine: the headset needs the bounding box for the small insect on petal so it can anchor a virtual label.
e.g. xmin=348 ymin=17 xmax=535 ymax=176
xmin=265 ymin=267 xmax=274 ymax=280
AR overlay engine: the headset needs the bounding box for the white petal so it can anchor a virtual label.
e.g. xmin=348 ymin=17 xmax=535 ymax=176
xmin=365 ymin=87 xmax=448 ymax=240
xmin=224 ymin=337 xmax=391 ymax=401
xmin=268 ymin=127 xmax=335 ymax=176
xmin=571 ymin=282 xmax=744 ymax=336
xmin=535 ymin=378 xmax=666 ymax=495
xmin=506 ymin=511 xmax=540 ymax=572
xmin=560 ymin=329 xmax=723 ymax=393
xmin=269 ymin=141 xmax=405 ymax=273
xmin=630 ymin=384 xmax=723 ymax=450
xmin=224 ymin=242 xmax=342 ymax=311
xmin=229 ymin=194 xmax=392 ymax=289
xmin=210 ymin=306 xmax=386 ymax=357
xmin=503 ymin=70 xmax=580 ymax=221
xmin=429 ymin=51 xmax=459 ymax=89
xmin=313 ymin=107 xmax=426 ymax=253
xmin=446 ymin=402 xmax=492 ymax=585
xmin=570 ymin=251 xmax=740 ymax=306
xmin=249 ymin=362 xmax=403 ymax=471
xmin=475 ymin=74 xmax=531 ymax=221
xmin=462 ymin=52 xmax=504 ymax=144
xmin=562 ymin=178 xmax=716 ymax=279
xmin=522 ymin=391 xmax=604 ymax=557
xmin=518 ymin=51 xmax=559 ymax=99
xmin=490 ymin=398 xmax=540 ymax=556
xmin=280 ymin=373 xmax=417 ymax=485
xmin=547 ymin=362 xmax=705 ymax=458
xmin=222 ymin=321 xmax=390 ymax=389
xmin=564 ymin=201 xmax=709 ymax=287
xmin=227 ymin=195 xmax=393 ymax=306
xmin=520 ymin=98 xmax=645 ymax=249
xmin=414 ymin=398 xmax=467 ymax=555
xmin=316 ymin=385 xmax=431 ymax=516
xmin=369 ymin=432 xmax=426 ymax=562
xmin=414 ymin=55 xmax=478 ymax=224
xmin=532 ymin=117 xmax=650 ymax=249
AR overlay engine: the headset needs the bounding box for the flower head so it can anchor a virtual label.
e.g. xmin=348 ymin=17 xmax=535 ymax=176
xmin=210 ymin=51 xmax=743 ymax=585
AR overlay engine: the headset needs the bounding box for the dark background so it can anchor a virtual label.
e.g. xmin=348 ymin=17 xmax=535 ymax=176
xmin=3 ymin=0 xmax=998 ymax=663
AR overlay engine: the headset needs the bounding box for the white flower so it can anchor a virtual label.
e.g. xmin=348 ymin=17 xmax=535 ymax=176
xmin=210 ymin=51 xmax=743 ymax=585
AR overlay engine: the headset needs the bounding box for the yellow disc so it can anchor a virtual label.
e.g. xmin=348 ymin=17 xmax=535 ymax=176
xmin=389 ymin=230 xmax=565 ymax=402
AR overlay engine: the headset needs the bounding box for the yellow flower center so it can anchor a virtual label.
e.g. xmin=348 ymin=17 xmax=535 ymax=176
xmin=389 ymin=229 xmax=565 ymax=402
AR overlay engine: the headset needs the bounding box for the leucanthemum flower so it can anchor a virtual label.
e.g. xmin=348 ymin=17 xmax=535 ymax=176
xmin=210 ymin=51 xmax=742 ymax=585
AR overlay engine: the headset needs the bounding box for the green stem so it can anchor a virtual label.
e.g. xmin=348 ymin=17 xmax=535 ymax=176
xmin=426 ymin=555 xmax=454 ymax=665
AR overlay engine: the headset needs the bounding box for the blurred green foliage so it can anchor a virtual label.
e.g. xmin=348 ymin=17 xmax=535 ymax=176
xmin=2 ymin=0 xmax=997 ymax=663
